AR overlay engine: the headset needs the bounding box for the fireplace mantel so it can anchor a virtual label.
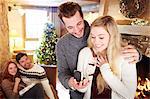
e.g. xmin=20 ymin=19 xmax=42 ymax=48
xmin=118 ymin=25 xmax=150 ymax=36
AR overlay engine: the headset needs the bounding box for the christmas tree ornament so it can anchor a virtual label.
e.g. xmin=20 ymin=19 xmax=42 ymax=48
xmin=35 ymin=22 xmax=57 ymax=65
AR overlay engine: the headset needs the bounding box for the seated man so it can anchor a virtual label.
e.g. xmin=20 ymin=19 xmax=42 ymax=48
xmin=16 ymin=52 xmax=55 ymax=99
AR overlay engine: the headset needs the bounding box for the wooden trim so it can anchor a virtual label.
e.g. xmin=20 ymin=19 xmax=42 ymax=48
xmin=22 ymin=14 xmax=26 ymax=48
xmin=116 ymin=19 xmax=150 ymax=25
xmin=13 ymin=50 xmax=34 ymax=53
xmin=98 ymin=0 xmax=105 ymax=16
xmin=26 ymin=38 xmax=39 ymax=41
xmin=116 ymin=20 xmax=132 ymax=25
xmin=103 ymin=0 xmax=109 ymax=15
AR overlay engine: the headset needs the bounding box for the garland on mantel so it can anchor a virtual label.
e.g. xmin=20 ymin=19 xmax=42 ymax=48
xmin=120 ymin=0 xmax=146 ymax=18
xmin=131 ymin=18 xmax=149 ymax=26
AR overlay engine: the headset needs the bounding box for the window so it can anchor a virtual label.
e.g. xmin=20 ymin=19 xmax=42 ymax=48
xmin=25 ymin=9 xmax=47 ymax=50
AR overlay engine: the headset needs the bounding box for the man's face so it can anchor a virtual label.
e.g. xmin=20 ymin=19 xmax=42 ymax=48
xmin=19 ymin=55 xmax=32 ymax=69
xmin=62 ymin=11 xmax=85 ymax=38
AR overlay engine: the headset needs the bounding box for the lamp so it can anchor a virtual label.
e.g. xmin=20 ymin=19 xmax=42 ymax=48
xmin=9 ymin=29 xmax=20 ymax=49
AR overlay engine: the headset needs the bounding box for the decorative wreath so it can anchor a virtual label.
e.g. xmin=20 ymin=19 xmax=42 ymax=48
xmin=120 ymin=0 xmax=147 ymax=18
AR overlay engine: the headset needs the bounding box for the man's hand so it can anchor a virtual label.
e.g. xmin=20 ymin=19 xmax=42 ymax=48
xmin=73 ymin=78 xmax=89 ymax=89
xmin=122 ymin=45 xmax=140 ymax=63
xmin=68 ymin=77 xmax=89 ymax=90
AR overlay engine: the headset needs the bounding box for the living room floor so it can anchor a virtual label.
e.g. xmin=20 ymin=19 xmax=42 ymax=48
xmin=56 ymin=80 xmax=70 ymax=99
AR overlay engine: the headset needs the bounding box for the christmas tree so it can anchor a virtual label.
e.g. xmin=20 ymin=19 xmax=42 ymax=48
xmin=35 ymin=22 xmax=57 ymax=65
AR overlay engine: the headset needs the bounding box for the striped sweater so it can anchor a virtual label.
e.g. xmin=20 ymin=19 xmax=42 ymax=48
xmin=18 ymin=64 xmax=54 ymax=99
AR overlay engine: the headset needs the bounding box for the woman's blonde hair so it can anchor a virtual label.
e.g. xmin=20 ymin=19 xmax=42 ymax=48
xmin=88 ymin=15 xmax=122 ymax=94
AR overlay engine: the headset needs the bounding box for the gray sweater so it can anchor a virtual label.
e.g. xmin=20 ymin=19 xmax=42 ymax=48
xmin=56 ymin=21 xmax=90 ymax=89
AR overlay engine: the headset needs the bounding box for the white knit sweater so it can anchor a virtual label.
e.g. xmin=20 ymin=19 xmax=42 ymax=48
xmin=18 ymin=64 xmax=54 ymax=99
xmin=77 ymin=47 xmax=137 ymax=99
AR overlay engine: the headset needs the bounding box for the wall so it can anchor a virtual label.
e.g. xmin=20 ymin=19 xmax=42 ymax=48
xmin=0 ymin=0 xmax=10 ymax=70
xmin=107 ymin=0 xmax=150 ymax=20
xmin=101 ymin=0 xmax=150 ymax=58
xmin=8 ymin=9 xmax=24 ymax=51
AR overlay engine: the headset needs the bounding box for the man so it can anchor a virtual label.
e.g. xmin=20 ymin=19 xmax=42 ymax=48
xmin=16 ymin=52 xmax=55 ymax=99
xmin=56 ymin=2 xmax=141 ymax=99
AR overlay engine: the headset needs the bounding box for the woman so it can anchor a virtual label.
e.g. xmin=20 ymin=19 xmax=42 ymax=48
xmin=76 ymin=16 xmax=137 ymax=99
xmin=1 ymin=61 xmax=21 ymax=99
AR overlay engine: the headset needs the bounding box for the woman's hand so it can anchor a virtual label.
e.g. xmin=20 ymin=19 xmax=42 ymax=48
xmin=15 ymin=77 xmax=21 ymax=84
xmin=13 ymin=77 xmax=21 ymax=93
xmin=96 ymin=54 xmax=108 ymax=67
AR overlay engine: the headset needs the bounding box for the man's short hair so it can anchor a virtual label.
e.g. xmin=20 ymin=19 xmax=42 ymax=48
xmin=16 ymin=52 xmax=27 ymax=63
xmin=58 ymin=2 xmax=83 ymax=23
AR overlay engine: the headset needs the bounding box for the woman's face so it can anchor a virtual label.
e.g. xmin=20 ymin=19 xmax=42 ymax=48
xmin=90 ymin=26 xmax=110 ymax=54
xmin=8 ymin=63 xmax=18 ymax=76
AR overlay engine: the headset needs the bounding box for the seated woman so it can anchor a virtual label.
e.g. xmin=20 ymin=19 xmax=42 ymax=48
xmin=1 ymin=60 xmax=45 ymax=99
xmin=1 ymin=61 xmax=21 ymax=99
xmin=76 ymin=16 xmax=137 ymax=99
